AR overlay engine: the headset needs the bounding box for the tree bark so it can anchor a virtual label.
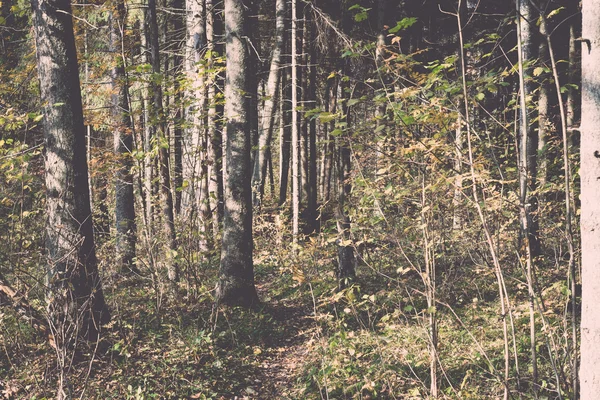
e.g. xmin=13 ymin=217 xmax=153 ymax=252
xmin=517 ymin=0 xmax=540 ymax=257
xmin=516 ymin=0 xmax=538 ymax=389
xmin=206 ymin=0 xmax=223 ymax=237
xmin=291 ymin=0 xmax=300 ymax=244
xmin=172 ymin=0 xmax=184 ymax=216
xmin=306 ymin=6 xmax=318 ymax=233
xmin=216 ymin=0 xmax=259 ymax=307
xmin=31 ymin=0 xmax=110 ymax=339
xmin=183 ymin=0 xmax=206 ymax=222
xmin=279 ymin=45 xmax=291 ymax=206
xmin=336 ymin=81 xmax=355 ymax=290
xmin=580 ymin=1 xmax=600 ymax=398
xmin=111 ymin=0 xmax=137 ymax=273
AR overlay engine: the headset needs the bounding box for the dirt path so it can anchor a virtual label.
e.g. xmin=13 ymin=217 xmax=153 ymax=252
xmin=251 ymin=286 xmax=317 ymax=399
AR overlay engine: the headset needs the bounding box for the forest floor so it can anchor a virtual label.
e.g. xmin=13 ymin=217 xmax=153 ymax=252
xmin=2 ymin=236 xmax=570 ymax=399
xmin=247 ymin=279 xmax=317 ymax=398
xmin=1 ymin=259 xmax=329 ymax=399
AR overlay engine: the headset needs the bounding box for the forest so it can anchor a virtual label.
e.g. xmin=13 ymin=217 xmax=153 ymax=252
xmin=1 ymin=0 xmax=600 ymax=398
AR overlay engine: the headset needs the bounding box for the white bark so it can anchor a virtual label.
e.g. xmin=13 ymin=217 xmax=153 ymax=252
xmin=580 ymin=0 xmax=600 ymax=397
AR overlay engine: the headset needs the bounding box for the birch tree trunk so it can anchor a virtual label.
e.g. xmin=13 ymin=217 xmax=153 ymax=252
xmin=580 ymin=0 xmax=600 ymax=397
xmin=216 ymin=0 xmax=259 ymax=306
xmin=31 ymin=0 xmax=110 ymax=340
xmin=183 ymin=0 xmax=206 ymax=222
xmin=206 ymin=0 xmax=223 ymax=237
xmin=111 ymin=0 xmax=137 ymax=273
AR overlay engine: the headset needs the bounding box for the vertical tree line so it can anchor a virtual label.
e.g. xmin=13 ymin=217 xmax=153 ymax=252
xmin=5 ymin=0 xmax=600 ymax=397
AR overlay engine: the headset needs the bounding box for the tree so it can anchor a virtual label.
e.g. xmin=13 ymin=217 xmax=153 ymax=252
xmin=252 ymin=0 xmax=285 ymax=207
xmin=30 ymin=0 xmax=110 ymax=356
xmin=291 ymin=0 xmax=300 ymax=245
xmin=580 ymin=0 xmax=600 ymax=397
xmin=148 ymin=0 xmax=179 ymax=283
xmin=110 ymin=0 xmax=137 ymax=273
xmin=516 ymin=0 xmax=538 ymax=389
xmin=215 ymin=0 xmax=259 ymax=306
xmin=183 ymin=0 xmax=206 ymax=221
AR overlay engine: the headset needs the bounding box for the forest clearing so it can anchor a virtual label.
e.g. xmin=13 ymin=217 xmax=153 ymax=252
xmin=1 ymin=0 xmax=599 ymax=398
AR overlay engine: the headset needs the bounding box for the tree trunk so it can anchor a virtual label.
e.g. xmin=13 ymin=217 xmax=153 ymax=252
xmin=111 ymin=0 xmax=137 ymax=273
xmin=567 ymin=0 xmax=581 ymax=132
xmin=206 ymin=0 xmax=223 ymax=237
xmin=279 ymin=47 xmax=291 ymax=206
xmin=31 ymin=0 xmax=110 ymax=339
xmin=172 ymin=0 xmax=184 ymax=216
xmin=148 ymin=0 xmax=179 ymax=283
xmin=516 ymin=0 xmax=538 ymax=390
xmin=538 ymin=35 xmax=549 ymax=189
xmin=291 ymin=0 xmax=300 ymax=244
xmin=517 ymin=0 xmax=540 ymax=257
xmin=336 ymin=81 xmax=355 ymax=290
xmin=252 ymin=0 xmax=285 ymax=207
xmin=142 ymin=2 xmax=155 ymax=233
xmin=306 ymin=6 xmax=318 ymax=233
xmin=216 ymin=0 xmax=259 ymax=307
xmin=580 ymin=1 xmax=600 ymax=398
xmin=183 ymin=0 xmax=206 ymax=223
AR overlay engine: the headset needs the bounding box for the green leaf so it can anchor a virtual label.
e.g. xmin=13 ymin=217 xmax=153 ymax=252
xmin=355 ymin=11 xmax=368 ymax=22
xmin=389 ymin=17 xmax=417 ymax=34
xmin=533 ymin=66 xmax=545 ymax=77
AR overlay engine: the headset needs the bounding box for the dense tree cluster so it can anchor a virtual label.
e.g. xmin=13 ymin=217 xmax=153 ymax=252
xmin=1 ymin=0 xmax=599 ymax=398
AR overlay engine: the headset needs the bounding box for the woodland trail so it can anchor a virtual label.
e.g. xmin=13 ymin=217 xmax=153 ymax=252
xmin=247 ymin=281 xmax=318 ymax=399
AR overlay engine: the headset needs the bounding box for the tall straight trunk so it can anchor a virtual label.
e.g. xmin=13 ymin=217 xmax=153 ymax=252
xmin=252 ymin=0 xmax=286 ymax=207
xmin=206 ymin=0 xmax=222 ymax=236
xmin=216 ymin=0 xmax=259 ymax=307
xmin=336 ymin=81 xmax=355 ymax=289
xmin=279 ymin=46 xmax=292 ymax=206
xmin=538 ymin=35 xmax=549 ymax=189
xmin=452 ymin=113 xmax=463 ymax=230
xmin=567 ymin=0 xmax=581 ymax=132
xmin=248 ymin=1 xmax=260 ymax=171
xmin=149 ymin=0 xmax=179 ymax=282
xmin=306 ymin=6 xmax=318 ymax=233
xmin=319 ymin=80 xmax=331 ymax=202
xmin=580 ymin=1 xmax=600 ymax=398
xmin=142 ymin=2 xmax=155 ymax=232
xmin=299 ymin=9 xmax=308 ymax=205
xmin=111 ymin=0 xmax=137 ymax=272
xmin=184 ymin=0 xmax=212 ymax=252
xmin=173 ymin=0 xmax=184 ymax=216
xmin=516 ymin=0 xmax=538 ymax=389
xmin=517 ymin=0 xmax=540 ymax=257
xmin=291 ymin=0 xmax=300 ymax=244
xmin=183 ymin=0 xmax=206 ymax=221
xmin=321 ymin=80 xmax=337 ymax=203
xmin=31 ymin=0 xmax=110 ymax=340
xmin=374 ymin=0 xmax=387 ymax=218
